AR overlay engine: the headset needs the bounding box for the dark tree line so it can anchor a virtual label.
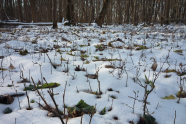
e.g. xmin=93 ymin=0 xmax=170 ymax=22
xmin=0 ymin=0 xmax=186 ymax=26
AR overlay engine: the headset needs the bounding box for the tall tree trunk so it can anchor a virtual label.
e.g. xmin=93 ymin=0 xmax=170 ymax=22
xmin=30 ymin=0 xmax=36 ymax=22
xmin=125 ymin=1 xmax=130 ymax=23
xmin=9 ymin=0 xmax=14 ymax=19
xmin=117 ymin=0 xmax=122 ymax=24
xmin=165 ymin=0 xmax=170 ymax=24
xmin=53 ymin=0 xmax=57 ymax=28
xmin=17 ymin=0 xmax=23 ymax=22
xmin=0 ymin=0 xmax=4 ymax=22
xmin=183 ymin=1 xmax=186 ymax=24
xmin=90 ymin=0 xmax=95 ymax=23
xmin=58 ymin=0 xmax=62 ymax=22
xmin=24 ymin=0 xmax=28 ymax=22
xmin=160 ymin=0 xmax=164 ymax=26
xmin=153 ymin=0 xmax=160 ymax=24
xmin=66 ymin=0 xmax=75 ymax=25
xmin=95 ymin=0 xmax=111 ymax=27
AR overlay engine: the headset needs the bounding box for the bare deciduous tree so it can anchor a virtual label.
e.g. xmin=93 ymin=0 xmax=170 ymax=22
xmin=53 ymin=0 xmax=57 ymax=28
xmin=96 ymin=0 xmax=111 ymax=27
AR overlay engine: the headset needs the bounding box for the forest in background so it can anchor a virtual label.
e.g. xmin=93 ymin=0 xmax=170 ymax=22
xmin=0 ymin=0 xmax=186 ymax=26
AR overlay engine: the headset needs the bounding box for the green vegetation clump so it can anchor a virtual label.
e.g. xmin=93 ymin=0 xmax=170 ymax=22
xmin=108 ymin=42 xmax=113 ymax=47
xmin=56 ymin=49 xmax=65 ymax=54
xmin=39 ymin=82 xmax=60 ymax=88
xmin=134 ymin=44 xmax=148 ymax=50
xmin=177 ymin=72 xmax=186 ymax=76
xmin=67 ymin=99 xmax=95 ymax=117
xmin=3 ymin=107 xmax=12 ymax=114
xmin=162 ymin=95 xmax=175 ymax=99
xmin=164 ymin=69 xmax=176 ymax=73
xmin=156 ymin=44 xmax=160 ymax=47
xmin=164 ymin=74 xmax=171 ymax=78
xmin=94 ymin=44 xmax=103 ymax=49
xmin=31 ymin=100 xmax=35 ymax=103
xmin=145 ymin=75 xmax=155 ymax=88
xmin=24 ymin=84 xmax=35 ymax=91
xmin=19 ymin=49 xmax=29 ymax=56
xmin=0 ymin=67 xmax=7 ymax=71
xmin=174 ymin=50 xmax=183 ymax=53
xmin=7 ymin=84 xmax=13 ymax=87
xmin=143 ymin=114 xmax=156 ymax=124
xmin=80 ymin=54 xmax=89 ymax=58
xmin=93 ymin=56 xmax=99 ymax=60
xmin=79 ymin=44 xmax=86 ymax=47
xmin=60 ymin=58 xmax=66 ymax=61
xmin=177 ymin=90 xmax=186 ymax=98
xmin=108 ymin=58 xmax=122 ymax=61
xmin=100 ymin=107 xmax=106 ymax=115
xmin=85 ymin=60 xmax=90 ymax=64
xmin=110 ymin=95 xmax=117 ymax=99
xmin=91 ymin=91 xmax=98 ymax=95
xmin=24 ymin=82 xmax=60 ymax=91
xmin=32 ymin=40 xmax=37 ymax=44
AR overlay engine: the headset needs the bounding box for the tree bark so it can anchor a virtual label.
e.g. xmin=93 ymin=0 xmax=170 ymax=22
xmin=17 ymin=0 xmax=23 ymax=22
xmin=0 ymin=0 xmax=4 ymax=22
xmin=58 ymin=0 xmax=62 ymax=22
xmin=96 ymin=0 xmax=111 ymax=27
xmin=23 ymin=0 xmax=28 ymax=22
xmin=125 ymin=1 xmax=130 ymax=23
xmin=30 ymin=0 xmax=36 ymax=22
xmin=165 ymin=0 xmax=170 ymax=24
xmin=66 ymin=0 xmax=75 ymax=25
xmin=53 ymin=0 xmax=57 ymax=28
xmin=90 ymin=0 xmax=95 ymax=23
xmin=9 ymin=0 xmax=14 ymax=19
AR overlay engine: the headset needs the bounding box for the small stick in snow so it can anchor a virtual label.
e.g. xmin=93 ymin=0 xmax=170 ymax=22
xmin=174 ymin=110 xmax=176 ymax=124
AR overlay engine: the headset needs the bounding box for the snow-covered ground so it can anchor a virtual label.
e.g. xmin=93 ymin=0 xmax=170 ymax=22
xmin=0 ymin=23 xmax=186 ymax=124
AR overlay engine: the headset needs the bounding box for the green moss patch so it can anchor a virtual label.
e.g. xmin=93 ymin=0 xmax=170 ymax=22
xmin=39 ymin=82 xmax=60 ymax=88
xmin=24 ymin=82 xmax=60 ymax=91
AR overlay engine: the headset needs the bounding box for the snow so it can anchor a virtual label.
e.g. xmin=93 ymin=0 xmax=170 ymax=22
xmin=0 ymin=23 xmax=186 ymax=124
